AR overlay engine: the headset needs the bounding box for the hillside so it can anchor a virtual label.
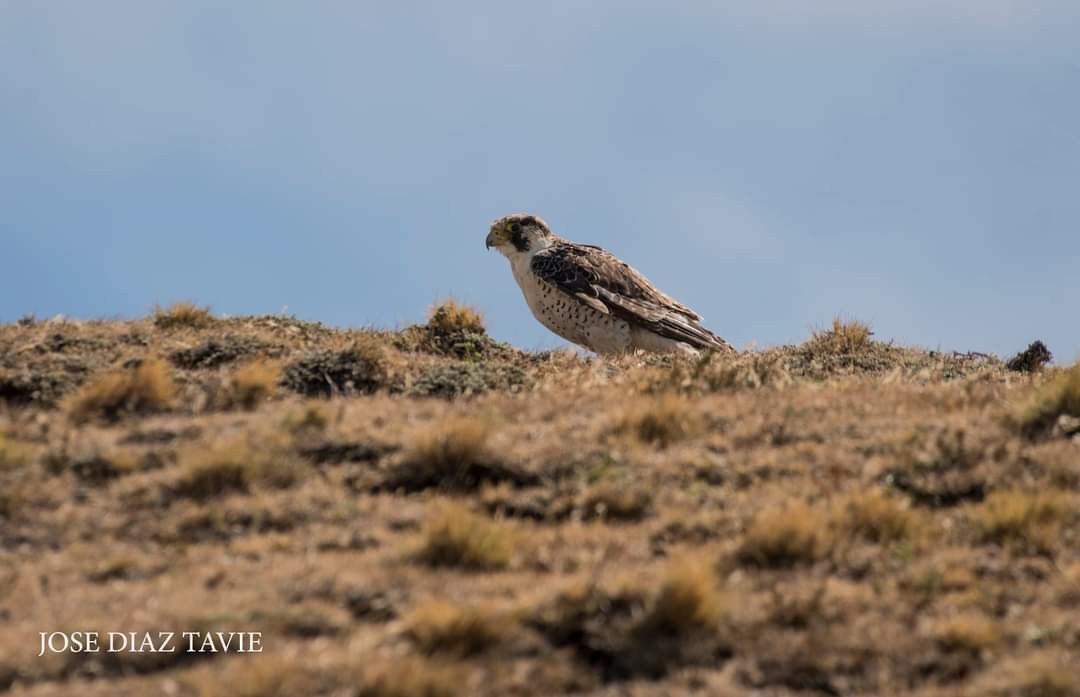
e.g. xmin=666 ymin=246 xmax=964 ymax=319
xmin=1 ymin=303 xmax=1078 ymax=697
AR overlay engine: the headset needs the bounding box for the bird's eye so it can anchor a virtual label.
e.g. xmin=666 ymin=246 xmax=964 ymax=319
xmin=510 ymin=222 xmax=521 ymax=232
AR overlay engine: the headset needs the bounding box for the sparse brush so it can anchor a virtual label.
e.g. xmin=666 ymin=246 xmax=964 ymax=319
xmin=737 ymin=500 xmax=832 ymax=568
xmin=833 ymin=489 xmax=919 ymax=544
xmin=173 ymin=439 xmax=306 ymax=500
xmin=152 ymin=301 xmax=214 ymax=329
xmin=973 ymin=490 xmax=1070 ymax=554
xmin=933 ymin=612 xmax=1001 ymax=652
xmin=66 ymin=358 xmax=175 ymax=423
xmin=415 ymin=501 xmax=513 ymax=571
xmin=405 ymin=600 xmax=508 ymax=657
xmin=1017 ymin=362 xmax=1080 ymax=438
xmin=427 ymin=300 xmax=485 ymax=336
xmin=283 ymin=338 xmax=388 ymax=397
xmin=618 ymin=393 xmax=703 ymax=448
xmin=224 ymin=359 xmax=281 ymax=411
xmin=807 ymin=317 xmax=874 ymax=355
xmin=1006 ymin=340 xmax=1053 ymax=374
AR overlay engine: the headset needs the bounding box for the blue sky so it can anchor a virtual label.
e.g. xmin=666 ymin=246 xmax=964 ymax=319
xmin=2 ymin=2 xmax=1078 ymax=358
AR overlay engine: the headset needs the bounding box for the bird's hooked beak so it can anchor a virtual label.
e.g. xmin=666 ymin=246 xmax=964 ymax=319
xmin=485 ymin=223 xmax=505 ymax=250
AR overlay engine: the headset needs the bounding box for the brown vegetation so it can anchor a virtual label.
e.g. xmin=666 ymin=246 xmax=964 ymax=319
xmin=66 ymin=358 xmax=175 ymax=423
xmin=0 ymin=312 xmax=1076 ymax=696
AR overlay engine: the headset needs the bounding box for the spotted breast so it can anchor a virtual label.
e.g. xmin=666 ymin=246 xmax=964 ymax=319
xmin=508 ymin=255 xmax=632 ymax=353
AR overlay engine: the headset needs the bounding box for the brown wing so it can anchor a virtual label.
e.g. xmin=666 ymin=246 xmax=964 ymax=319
xmin=530 ymin=241 xmax=733 ymax=352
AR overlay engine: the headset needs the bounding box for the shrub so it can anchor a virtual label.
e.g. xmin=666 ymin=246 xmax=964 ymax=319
xmin=282 ymin=339 xmax=387 ymax=397
xmin=1006 ymin=340 xmax=1053 ymax=373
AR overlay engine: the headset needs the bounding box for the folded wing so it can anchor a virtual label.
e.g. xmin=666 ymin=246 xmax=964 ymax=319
xmin=530 ymin=242 xmax=732 ymax=352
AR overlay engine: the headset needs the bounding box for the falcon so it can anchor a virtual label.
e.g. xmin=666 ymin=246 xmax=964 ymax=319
xmin=485 ymin=213 xmax=734 ymax=355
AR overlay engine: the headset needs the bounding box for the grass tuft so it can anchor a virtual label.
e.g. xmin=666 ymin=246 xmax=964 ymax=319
xmin=580 ymin=483 xmax=653 ymax=522
xmin=933 ymin=612 xmax=1001 ymax=652
xmin=427 ymin=300 xmax=485 ymax=337
xmin=152 ymin=301 xmax=214 ymax=329
xmin=617 ymin=394 xmax=703 ymax=448
xmin=637 ymin=560 xmax=725 ymax=636
xmin=807 ymin=317 xmax=874 ymax=355
xmin=415 ymin=501 xmax=513 ymax=571
xmin=737 ymin=500 xmax=831 ymax=568
xmin=382 ymin=417 xmax=537 ymax=492
xmin=833 ymin=489 xmax=920 ymax=544
xmin=173 ymin=439 xmax=306 ymax=500
xmin=66 ymin=358 xmax=175 ymax=423
xmin=224 ymin=359 xmax=281 ymax=411
xmin=1018 ymin=362 xmax=1080 ymax=438
xmin=972 ymin=490 xmax=1070 ymax=554
xmin=405 ymin=600 xmax=508 ymax=657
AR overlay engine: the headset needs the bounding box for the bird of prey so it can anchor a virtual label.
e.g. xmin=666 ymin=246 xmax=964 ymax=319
xmin=485 ymin=213 xmax=734 ymax=355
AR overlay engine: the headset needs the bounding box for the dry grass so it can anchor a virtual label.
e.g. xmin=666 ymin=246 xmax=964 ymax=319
xmin=637 ymin=559 xmax=726 ymax=635
xmin=405 ymin=599 xmax=509 ymax=657
xmin=224 ymin=359 xmax=281 ymax=411
xmin=152 ymin=301 xmax=215 ymax=329
xmin=1 ymin=313 xmax=1077 ymax=696
xmin=172 ymin=439 xmax=306 ymax=500
xmin=427 ymin=299 xmax=485 ymax=336
xmin=66 ymin=358 xmax=176 ymax=423
xmin=807 ymin=316 xmax=874 ymax=355
xmin=580 ymin=482 xmax=653 ymax=522
xmin=983 ymin=651 xmax=1080 ymax=697
xmin=933 ymin=612 xmax=1002 ymax=652
xmin=972 ymin=490 xmax=1071 ymax=554
xmin=737 ymin=500 xmax=832 ymax=568
xmin=833 ymin=489 xmax=921 ymax=544
xmin=617 ymin=393 xmax=703 ymax=447
xmin=1019 ymin=362 xmax=1080 ymax=437
xmin=383 ymin=417 xmax=536 ymax=492
xmin=358 ymin=658 xmax=463 ymax=697
xmin=414 ymin=501 xmax=514 ymax=570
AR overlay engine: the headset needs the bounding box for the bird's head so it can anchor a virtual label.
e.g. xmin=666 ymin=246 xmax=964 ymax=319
xmin=486 ymin=213 xmax=553 ymax=257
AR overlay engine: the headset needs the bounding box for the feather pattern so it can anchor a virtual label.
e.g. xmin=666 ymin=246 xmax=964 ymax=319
xmin=529 ymin=240 xmax=733 ymax=352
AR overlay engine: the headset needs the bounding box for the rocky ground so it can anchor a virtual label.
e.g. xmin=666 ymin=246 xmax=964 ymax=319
xmin=1 ymin=303 xmax=1078 ymax=696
